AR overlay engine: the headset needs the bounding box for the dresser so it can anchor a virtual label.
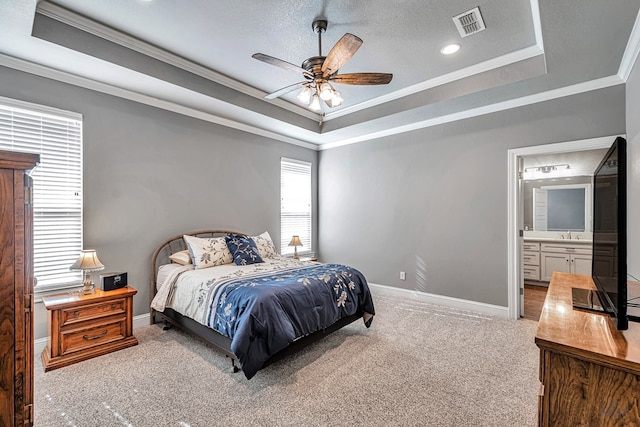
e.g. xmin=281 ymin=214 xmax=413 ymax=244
xmin=41 ymin=286 xmax=138 ymax=371
xmin=535 ymin=272 xmax=640 ymax=426
xmin=0 ymin=150 xmax=39 ymax=427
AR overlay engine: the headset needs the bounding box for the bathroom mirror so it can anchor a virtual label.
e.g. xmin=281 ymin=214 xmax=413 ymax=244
xmin=532 ymin=183 xmax=592 ymax=232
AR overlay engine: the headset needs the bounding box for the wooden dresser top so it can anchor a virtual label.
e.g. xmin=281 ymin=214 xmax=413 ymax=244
xmin=535 ymin=272 xmax=640 ymax=372
xmin=42 ymin=286 xmax=137 ymax=310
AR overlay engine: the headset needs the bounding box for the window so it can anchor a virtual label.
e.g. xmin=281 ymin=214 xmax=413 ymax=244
xmin=280 ymin=158 xmax=312 ymax=256
xmin=0 ymin=96 xmax=83 ymax=292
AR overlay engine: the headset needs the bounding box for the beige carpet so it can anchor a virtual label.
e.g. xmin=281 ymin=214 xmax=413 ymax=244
xmin=34 ymin=293 xmax=540 ymax=426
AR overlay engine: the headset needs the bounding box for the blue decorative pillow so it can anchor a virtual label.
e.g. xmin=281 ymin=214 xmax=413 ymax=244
xmin=225 ymin=234 xmax=264 ymax=265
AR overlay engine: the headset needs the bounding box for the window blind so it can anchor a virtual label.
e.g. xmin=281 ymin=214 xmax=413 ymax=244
xmin=0 ymin=96 xmax=83 ymax=291
xmin=280 ymin=158 xmax=312 ymax=256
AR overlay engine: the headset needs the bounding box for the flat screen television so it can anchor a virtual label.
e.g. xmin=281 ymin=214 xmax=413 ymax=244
xmin=590 ymin=136 xmax=628 ymax=330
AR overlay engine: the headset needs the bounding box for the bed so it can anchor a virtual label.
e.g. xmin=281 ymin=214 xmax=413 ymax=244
xmin=150 ymin=230 xmax=375 ymax=379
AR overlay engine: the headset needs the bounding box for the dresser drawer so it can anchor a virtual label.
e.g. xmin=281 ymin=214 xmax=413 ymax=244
xmin=523 ymin=251 xmax=540 ymax=265
xmin=524 ymin=266 xmax=540 ymax=281
xmin=524 ymin=242 xmax=540 ymax=251
xmin=540 ymin=242 xmax=591 ymax=255
xmin=60 ymin=319 xmax=126 ymax=356
xmin=60 ymin=298 xmax=126 ymax=326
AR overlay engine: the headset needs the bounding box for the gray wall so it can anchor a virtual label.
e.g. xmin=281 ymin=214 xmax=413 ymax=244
xmin=0 ymin=66 xmax=317 ymax=340
xmin=626 ymin=54 xmax=640 ymax=282
xmin=318 ymin=86 xmax=626 ymax=307
xmin=3 ymin=51 xmax=638 ymax=339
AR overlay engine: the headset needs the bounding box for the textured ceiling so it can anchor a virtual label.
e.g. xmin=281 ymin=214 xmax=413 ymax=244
xmin=0 ymin=0 xmax=638 ymax=149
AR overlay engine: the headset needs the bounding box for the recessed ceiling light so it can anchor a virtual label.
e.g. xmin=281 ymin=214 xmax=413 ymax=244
xmin=440 ymin=43 xmax=461 ymax=55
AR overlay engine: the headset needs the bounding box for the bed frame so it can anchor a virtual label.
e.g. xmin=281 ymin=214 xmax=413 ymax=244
xmin=150 ymin=230 xmax=363 ymax=374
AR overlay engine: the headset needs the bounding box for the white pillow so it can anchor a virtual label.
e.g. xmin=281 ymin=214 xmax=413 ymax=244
xmin=183 ymin=235 xmax=233 ymax=269
xmin=169 ymin=249 xmax=192 ymax=265
xmin=252 ymin=231 xmax=278 ymax=259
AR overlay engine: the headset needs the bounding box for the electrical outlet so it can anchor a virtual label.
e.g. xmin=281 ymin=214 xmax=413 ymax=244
xmin=400 ymin=271 xmax=406 ymax=280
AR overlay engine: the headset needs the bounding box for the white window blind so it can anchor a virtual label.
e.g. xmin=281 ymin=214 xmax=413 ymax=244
xmin=0 ymin=96 xmax=83 ymax=291
xmin=280 ymin=158 xmax=312 ymax=256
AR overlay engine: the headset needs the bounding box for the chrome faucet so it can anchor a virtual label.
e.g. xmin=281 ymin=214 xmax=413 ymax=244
xmin=568 ymin=231 xmax=571 ymax=239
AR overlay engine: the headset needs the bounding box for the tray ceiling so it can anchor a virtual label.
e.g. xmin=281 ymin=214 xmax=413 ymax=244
xmin=0 ymin=0 xmax=638 ymax=149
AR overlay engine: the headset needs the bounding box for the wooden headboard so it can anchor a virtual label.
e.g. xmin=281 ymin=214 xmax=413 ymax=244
xmin=149 ymin=230 xmax=245 ymax=317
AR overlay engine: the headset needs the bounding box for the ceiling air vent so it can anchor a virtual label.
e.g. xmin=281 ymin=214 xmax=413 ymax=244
xmin=453 ymin=7 xmax=486 ymax=38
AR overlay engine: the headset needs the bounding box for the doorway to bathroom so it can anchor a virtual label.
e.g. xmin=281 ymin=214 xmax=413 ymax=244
xmin=508 ymin=135 xmax=617 ymax=319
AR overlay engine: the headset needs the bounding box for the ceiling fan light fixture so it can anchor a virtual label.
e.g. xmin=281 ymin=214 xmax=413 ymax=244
xmin=252 ymin=19 xmax=392 ymax=114
xmin=309 ymin=93 xmax=322 ymax=111
xmin=297 ymin=85 xmax=313 ymax=104
xmin=327 ymin=91 xmax=343 ymax=107
xmin=319 ymin=82 xmax=334 ymax=101
xmin=440 ymin=43 xmax=461 ymax=55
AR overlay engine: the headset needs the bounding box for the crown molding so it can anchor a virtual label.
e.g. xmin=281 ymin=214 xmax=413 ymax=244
xmin=37 ymin=0 xmax=549 ymax=125
xmin=323 ymin=0 xmax=547 ymax=122
xmin=0 ymin=53 xmax=318 ymax=150
xmin=0 ymin=49 xmax=625 ymax=153
xmin=317 ymin=75 xmax=624 ymax=150
xmin=35 ymin=0 xmax=321 ymax=122
xmin=618 ymin=8 xmax=640 ymax=81
xmin=2 ymin=1 xmax=634 ymax=153
xmin=530 ymin=0 xmax=544 ymax=52
xmin=323 ymin=45 xmax=545 ymax=122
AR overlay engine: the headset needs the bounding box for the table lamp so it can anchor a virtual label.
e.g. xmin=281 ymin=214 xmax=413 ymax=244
xmin=70 ymin=249 xmax=105 ymax=294
xmin=288 ymin=235 xmax=302 ymax=259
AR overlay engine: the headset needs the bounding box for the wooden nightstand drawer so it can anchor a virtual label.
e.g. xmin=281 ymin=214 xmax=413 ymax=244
xmin=41 ymin=286 xmax=137 ymax=371
xmin=60 ymin=319 xmax=126 ymax=355
xmin=61 ymin=299 xmax=126 ymax=326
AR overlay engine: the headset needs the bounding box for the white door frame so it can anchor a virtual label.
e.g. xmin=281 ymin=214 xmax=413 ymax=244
xmin=506 ymin=135 xmax=621 ymax=319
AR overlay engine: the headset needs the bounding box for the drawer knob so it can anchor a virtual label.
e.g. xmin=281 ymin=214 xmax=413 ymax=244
xmin=83 ymin=329 xmax=108 ymax=340
xmin=74 ymin=311 xmax=79 ymax=316
xmin=111 ymin=304 xmax=117 ymax=309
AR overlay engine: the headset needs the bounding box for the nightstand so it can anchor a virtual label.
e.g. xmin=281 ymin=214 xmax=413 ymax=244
xmin=299 ymin=256 xmax=318 ymax=262
xmin=41 ymin=286 xmax=138 ymax=371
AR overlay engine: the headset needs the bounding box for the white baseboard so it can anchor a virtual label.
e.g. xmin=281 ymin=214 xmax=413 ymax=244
xmin=33 ymin=291 xmax=508 ymax=355
xmin=34 ymin=313 xmax=153 ymax=356
xmin=368 ymin=283 xmax=509 ymax=318
xmin=34 ymin=337 xmax=48 ymax=357
xmin=133 ymin=313 xmax=151 ymax=329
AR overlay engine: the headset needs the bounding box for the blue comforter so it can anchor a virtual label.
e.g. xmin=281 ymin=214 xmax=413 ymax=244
xmin=202 ymin=263 xmax=375 ymax=379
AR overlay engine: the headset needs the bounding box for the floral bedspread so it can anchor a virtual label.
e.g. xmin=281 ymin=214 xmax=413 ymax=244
xmin=202 ymin=263 xmax=375 ymax=379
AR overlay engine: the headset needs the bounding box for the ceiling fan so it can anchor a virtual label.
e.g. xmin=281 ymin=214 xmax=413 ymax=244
xmin=252 ymin=19 xmax=393 ymax=111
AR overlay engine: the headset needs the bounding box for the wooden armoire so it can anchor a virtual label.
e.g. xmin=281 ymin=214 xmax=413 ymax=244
xmin=0 ymin=150 xmax=39 ymax=427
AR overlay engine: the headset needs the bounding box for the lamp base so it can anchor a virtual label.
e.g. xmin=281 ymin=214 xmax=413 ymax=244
xmin=79 ymin=271 xmax=95 ymax=294
xmin=80 ymin=283 xmax=96 ymax=295
xmin=80 ymin=282 xmax=95 ymax=294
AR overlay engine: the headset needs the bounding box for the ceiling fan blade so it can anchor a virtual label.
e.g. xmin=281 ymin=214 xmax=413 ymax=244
xmin=321 ymin=33 xmax=363 ymax=78
xmin=330 ymin=73 xmax=393 ymax=85
xmin=252 ymin=53 xmax=312 ymax=78
xmin=265 ymin=81 xmax=308 ymax=99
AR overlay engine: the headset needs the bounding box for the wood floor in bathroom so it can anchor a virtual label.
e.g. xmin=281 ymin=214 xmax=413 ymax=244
xmin=523 ymin=284 xmax=548 ymax=321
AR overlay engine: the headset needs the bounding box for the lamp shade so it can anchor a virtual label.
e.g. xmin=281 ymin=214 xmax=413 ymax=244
xmin=308 ymin=94 xmax=321 ymax=112
xmin=70 ymin=249 xmax=105 ymax=272
xmin=288 ymin=235 xmax=302 ymax=247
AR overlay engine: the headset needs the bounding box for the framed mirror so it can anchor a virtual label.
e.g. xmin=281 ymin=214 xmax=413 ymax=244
xmin=532 ymin=183 xmax=592 ymax=232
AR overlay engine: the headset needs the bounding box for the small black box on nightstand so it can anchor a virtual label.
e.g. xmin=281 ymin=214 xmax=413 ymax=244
xmin=100 ymin=272 xmax=127 ymax=291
